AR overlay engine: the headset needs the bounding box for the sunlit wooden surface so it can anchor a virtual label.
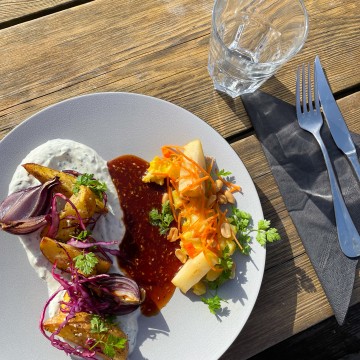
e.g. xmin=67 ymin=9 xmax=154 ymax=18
xmin=0 ymin=0 xmax=359 ymax=359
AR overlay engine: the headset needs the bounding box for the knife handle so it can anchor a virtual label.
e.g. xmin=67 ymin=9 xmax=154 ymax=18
xmin=347 ymin=152 xmax=360 ymax=183
xmin=316 ymin=133 xmax=360 ymax=258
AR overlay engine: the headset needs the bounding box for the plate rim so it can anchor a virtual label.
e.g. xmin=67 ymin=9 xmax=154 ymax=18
xmin=0 ymin=91 xmax=265 ymax=360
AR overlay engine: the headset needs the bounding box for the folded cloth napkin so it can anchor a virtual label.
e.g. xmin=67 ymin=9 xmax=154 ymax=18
xmin=241 ymin=90 xmax=359 ymax=325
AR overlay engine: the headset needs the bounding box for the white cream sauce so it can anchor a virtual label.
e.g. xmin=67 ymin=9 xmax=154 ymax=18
xmin=8 ymin=139 xmax=139 ymax=356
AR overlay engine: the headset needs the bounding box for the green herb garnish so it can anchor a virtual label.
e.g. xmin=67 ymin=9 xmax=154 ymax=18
xmin=73 ymin=251 xmax=99 ymax=275
xmin=90 ymin=314 xmax=110 ymax=333
xmin=89 ymin=315 xmax=127 ymax=358
xmin=229 ymin=207 xmax=280 ymax=254
xmin=208 ymin=246 xmax=234 ymax=290
xmin=217 ymin=169 xmax=232 ymax=177
xmin=202 ymin=294 xmax=227 ymax=315
xmin=103 ymin=334 xmax=127 ymax=358
xmin=73 ymin=173 xmax=107 ymax=200
xmin=149 ymin=200 xmax=174 ymax=235
xmin=73 ymin=230 xmax=92 ymax=241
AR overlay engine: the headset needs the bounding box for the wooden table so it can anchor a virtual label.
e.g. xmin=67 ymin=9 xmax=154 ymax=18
xmin=1 ymin=1 xmax=359 ymax=359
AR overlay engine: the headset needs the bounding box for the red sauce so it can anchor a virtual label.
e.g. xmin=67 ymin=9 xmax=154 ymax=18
xmin=107 ymin=155 xmax=182 ymax=316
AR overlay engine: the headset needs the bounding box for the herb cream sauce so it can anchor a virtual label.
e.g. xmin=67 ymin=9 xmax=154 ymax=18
xmin=8 ymin=139 xmax=139 ymax=355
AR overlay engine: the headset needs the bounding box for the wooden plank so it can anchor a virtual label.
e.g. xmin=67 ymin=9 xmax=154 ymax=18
xmin=0 ymin=0 xmax=359 ymax=140
xmin=0 ymin=0 xmax=84 ymax=25
xmin=247 ymin=303 xmax=360 ymax=360
xmin=220 ymin=92 xmax=360 ymax=359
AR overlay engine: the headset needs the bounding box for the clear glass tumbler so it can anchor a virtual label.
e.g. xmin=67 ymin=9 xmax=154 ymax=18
xmin=208 ymin=0 xmax=309 ymax=98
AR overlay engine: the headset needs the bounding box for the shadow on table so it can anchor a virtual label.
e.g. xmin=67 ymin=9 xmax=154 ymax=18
xmin=219 ymin=183 xmax=316 ymax=360
xmin=214 ymin=78 xmax=320 ymax=359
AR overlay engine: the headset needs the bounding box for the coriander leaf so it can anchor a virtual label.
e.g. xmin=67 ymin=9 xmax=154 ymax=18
xmin=202 ymin=294 xmax=226 ymax=314
xmin=104 ymin=343 xmax=116 ymax=358
xmin=73 ymin=251 xmax=99 ymax=275
xmin=73 ymin=173 xmax=107 ymax=200
xmin=228 ymin=207 xmax=253 ymax=254
xmin=208 ymin=246 xmax=234 ymax=289
xmin=217 ymin=169 xmax=232 ymax=177
xmin=109 ymin=334 xmax=127 ymax=350
xmin=257 ymin=219 xmax=270 ymax=231
xmin=256 ymin=230 xmax=267 ymax=246
xmin=90 ymin=315 xmax=109 ymax=333
xmin=149 ymin=200 xmax=174 ymax=235
xmin=149 ymin=208 xmax=162 ymax=221
xmin=103 ymin=334 xmax=127 ymax=357
xmin=256 ymin=221 xmax=280 ymax=246
xmin=265 ymin=227 xmax=281 ymax=243
xmin=73 ymin=230 xmax=92 ymax=241
xmin=229 ymin=207 xmax=280 ymax=254
xmin=229 ymin=207 xmax=251 ymax=233
xmin=89 ymin=317 xmax=127 ymax=358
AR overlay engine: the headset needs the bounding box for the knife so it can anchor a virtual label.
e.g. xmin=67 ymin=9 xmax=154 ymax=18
xmin=315 ymin=56 xmax=360 ymax=181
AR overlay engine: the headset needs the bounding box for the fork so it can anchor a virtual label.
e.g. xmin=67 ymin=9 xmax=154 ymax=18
xmin=296 ymin=63 xmax=360 ymax=258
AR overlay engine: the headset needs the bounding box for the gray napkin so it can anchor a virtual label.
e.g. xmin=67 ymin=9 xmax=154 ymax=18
xmin=241 ymin=90 xmax=359 ymax=325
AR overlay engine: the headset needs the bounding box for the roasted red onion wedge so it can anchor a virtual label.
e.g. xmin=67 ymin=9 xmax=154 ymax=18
xmin=52 ymin=269 xmax=145 ymax=317
xmin=1 ymin=215 xmax=49 ymax=235
xmin=85 ymin=273 xmax=146 ymax=315
xmin=0 ymin=177 xmax=59 ymax=234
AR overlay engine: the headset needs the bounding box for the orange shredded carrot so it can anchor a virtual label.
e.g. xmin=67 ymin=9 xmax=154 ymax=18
xmin=220 ymin=176 xmax=241 ymax=193
xmin=166 ymin=177 xmax=177 ymax=223
xmin=148 ymin=142 xmax=243 ymax=274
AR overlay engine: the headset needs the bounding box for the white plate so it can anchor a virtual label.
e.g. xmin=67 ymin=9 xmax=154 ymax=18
xmin=0 ymin=92 xmax=265 ymax=360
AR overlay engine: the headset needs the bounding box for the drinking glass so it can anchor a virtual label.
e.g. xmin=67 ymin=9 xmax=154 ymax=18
xmin=208 ymin=0 xmax=309 ymax=98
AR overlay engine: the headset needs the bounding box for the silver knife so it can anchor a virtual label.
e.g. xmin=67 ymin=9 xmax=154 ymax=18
xmin=315 ymin=56 xmax=360 ymax=181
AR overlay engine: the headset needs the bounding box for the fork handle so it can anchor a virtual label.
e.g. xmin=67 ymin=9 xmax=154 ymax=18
xmin=315 ymin=132 xmax=360 ymax=258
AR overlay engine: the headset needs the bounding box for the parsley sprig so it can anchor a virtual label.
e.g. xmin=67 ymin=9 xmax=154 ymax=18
xmin=202 ymin=212 xmax=280 ymax=315
xmin=73 ymin=173 xmax=107 ymax=200
xmin=149 ymin=200 xmax=174 ymax=235
xmin=72 ymin=230 xmax=92 ymax=241
xmin=208 ymin=246 xmax=234 ymax=290
xmin=89 ymin=315 xmax=127 ymax=358
xmin=73 ymin=251 xmax=99 ymax=275
xmin=90 ymin=315 xmax=110 ymax=333
xmin=229 ymin=207 xmax=280 ymax=255
xmin=202 ymin=294 xmax=226 ymax=315
xmin=217 ymin=169 xmax=232 ymax=177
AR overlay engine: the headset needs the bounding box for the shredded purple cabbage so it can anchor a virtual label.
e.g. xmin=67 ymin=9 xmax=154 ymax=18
xmin=40 ymin=261 xmax=144 ymax=358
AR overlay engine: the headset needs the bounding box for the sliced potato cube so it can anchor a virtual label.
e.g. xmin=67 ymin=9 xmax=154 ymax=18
xmin=172 ymin=250 xmax=218 ymax=293
xmin=22 ymin=163 xmax=107 ymax=213
xmin=178 ymin=139 xmax=207 ymax=198
xmin=55 ymin=185 xmax=96 ymax=241
xmin=22 ymin=163 xmax=77 ymax=198
xmin=43 ymin=312 xmax=128 ymax=360
xmin=40 ymin=237 xmax=111 ymax=276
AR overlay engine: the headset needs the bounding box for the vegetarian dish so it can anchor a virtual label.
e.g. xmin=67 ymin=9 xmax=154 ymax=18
xmin=116 ymin=139 xmax=279 ymax=314
xmin=0 ymin=139 xmax=143 ymax=359
xmin=0 ymin=138 xmax=279 ymax=359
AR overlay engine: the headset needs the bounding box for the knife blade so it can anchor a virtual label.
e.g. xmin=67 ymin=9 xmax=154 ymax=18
xmin=315 ymin=56 xmax=360 ymax=181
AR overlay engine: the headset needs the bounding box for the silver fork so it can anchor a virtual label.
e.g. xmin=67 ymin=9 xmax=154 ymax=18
xmin=296 ymin=63 xmax=360 ymax=258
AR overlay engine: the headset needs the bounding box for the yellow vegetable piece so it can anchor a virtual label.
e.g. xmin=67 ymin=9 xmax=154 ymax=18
xmin=178 ymin=139 xmax=207 ymax=198
xmin=172 ymin=251 xmax=218 ymax=293
xmin=142 ymin=156 xmax=179 ymax=185
xmin=40 ymin=237 xmax=111 ymax=276
xmin=43 ymin=312 xmax=128 ymax=360
xmin=22 ymin=163 xmax=107 ymax=213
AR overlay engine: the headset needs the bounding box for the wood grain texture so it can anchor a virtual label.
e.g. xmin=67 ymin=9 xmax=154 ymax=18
xmin=0 ymin=0 xmax=83 ymax=24
xmin=0 ymin=0 xmax=359 ymax=140
xmin=220 ymin=92 xmax=360 ymax=359
xmin=0 ymin=0 xmax=359 ymax=359
xmin=249 ymin=301 xmax=360 ymax=360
